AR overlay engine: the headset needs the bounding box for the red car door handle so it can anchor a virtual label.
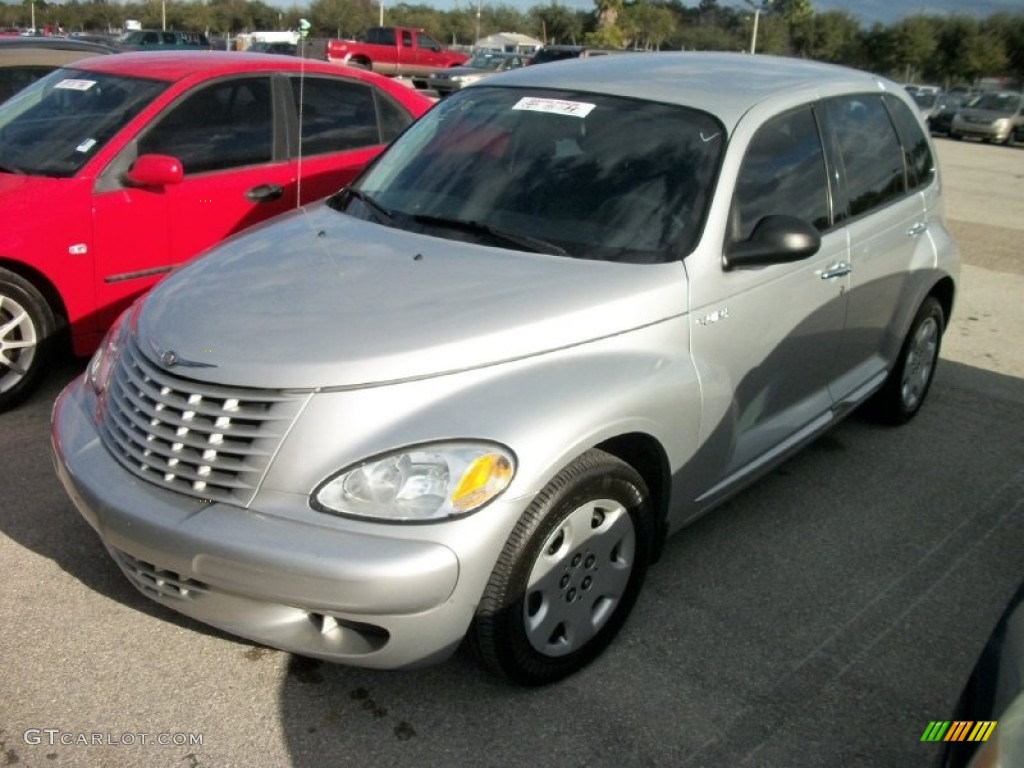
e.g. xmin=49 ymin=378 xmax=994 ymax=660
xmin=245 ymin=184 xmax=284 ymax=203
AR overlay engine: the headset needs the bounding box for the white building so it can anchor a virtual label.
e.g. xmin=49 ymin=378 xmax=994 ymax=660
xmin=474 ymin=32 xmax=543 ymax=54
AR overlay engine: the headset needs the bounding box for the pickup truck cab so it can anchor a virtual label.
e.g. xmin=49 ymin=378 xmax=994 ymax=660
xmin=326 ymin=26 xmax=467 ymax=78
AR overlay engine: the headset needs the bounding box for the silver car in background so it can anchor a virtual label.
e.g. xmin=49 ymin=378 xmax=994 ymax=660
xmin=426 ymin=50 xmax=528 ymax=97
xmin=950 ymin=90 xmax=1024 ymax=144
xmin=53 ymin=53 xmax=959 ymax=685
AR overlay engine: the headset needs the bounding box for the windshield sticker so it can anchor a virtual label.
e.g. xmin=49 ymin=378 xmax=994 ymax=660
xmin=513 ymin=97 xmax=595 ymax=118
xmin=76 ymin=138 xmax=97 ymax=153
xmin=54 ymin=79 xmax=97 ymax=91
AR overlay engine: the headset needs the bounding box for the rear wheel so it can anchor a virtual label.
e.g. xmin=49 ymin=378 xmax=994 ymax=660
xmin=469 ymin=449 xmax=654 ymax=685
xmin=0 ymin=268 xmax=57 ymax=412
xmin=867 ymin=296 xmax=944 ymax=425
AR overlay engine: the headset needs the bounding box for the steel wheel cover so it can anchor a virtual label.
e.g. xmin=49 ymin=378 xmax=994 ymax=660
xmin=901 ymin=316 xmax=938 ymax=410
xmin=0 ymin=293 xmax=37 ymax=394
xmin=523 ymin=498 xmax=636 ymax=657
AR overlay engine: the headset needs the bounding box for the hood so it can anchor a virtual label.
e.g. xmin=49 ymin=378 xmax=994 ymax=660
xmin=959 ymin=107 xmax=1016 ymax=119
xmin=136 ymin=205 xmax=688 ymax=389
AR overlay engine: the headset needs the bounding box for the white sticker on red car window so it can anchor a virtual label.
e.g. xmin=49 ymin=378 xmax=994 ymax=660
xmin=76 ymin=138 xmax=97 ymax=153
xmin=54 ymin=79 xmax=97 ymax=91
xmin=512 ymin=97 xmax=595 ymax=118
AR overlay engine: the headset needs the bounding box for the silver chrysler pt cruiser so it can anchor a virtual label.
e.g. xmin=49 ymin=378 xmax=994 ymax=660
xmin=53 ymin=53 xmax=959 ymax=685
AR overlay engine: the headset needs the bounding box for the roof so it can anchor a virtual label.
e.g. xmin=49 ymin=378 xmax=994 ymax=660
xmin=489 ymin=52 xmax=897 ymax=130
xmin=70 ymin=50 xmax=377 ymax=84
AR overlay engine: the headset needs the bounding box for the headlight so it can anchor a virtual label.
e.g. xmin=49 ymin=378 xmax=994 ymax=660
xmin=994 ymin=118 xmax=1010 ymax=131
xmin=313 ymin=442 xmax=516 ymax=522
xmin=86 ymin=306 xmax=133 ymax=396
xmin=451 ymin=75 xmax=481 ymax=85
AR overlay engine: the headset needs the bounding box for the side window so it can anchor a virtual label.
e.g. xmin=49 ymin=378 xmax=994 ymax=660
xmin=162 ymin=33 xmax=176 ymax=45
xmin=883 ymin=93 xmax=934 ymax=191
xmin=402 ymin=31 xmax=412 ymax=48
xmin=139 ymin=78 xmax=274 ymax=174
xmin=730 ymin=106 xmax=830 ymax=243
xmin=291 ymin=77 xmax=381 ymax=154
xmin=142 ymin=32 xmax=159 ymax=45
xmin=825 ymin=94 xmax=905 ymax=217
xmin=417 ymin=33 xmax=439 ymax=50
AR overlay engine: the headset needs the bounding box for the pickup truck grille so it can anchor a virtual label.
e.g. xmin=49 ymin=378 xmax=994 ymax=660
xmin=98 ymin=336 xmax=306 ymax=506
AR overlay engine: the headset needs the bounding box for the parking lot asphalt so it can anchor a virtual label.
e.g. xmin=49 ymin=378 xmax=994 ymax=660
xmin=1 ymin=138 xmax=1022 ymax=768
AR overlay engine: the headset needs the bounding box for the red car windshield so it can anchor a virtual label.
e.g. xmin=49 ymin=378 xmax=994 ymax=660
xmin=0 ymin=67 xmax=167 ymax=177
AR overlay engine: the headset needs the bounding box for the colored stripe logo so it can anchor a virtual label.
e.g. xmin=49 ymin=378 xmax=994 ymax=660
xmin=921 ymin=721 xmax=997 ymax=742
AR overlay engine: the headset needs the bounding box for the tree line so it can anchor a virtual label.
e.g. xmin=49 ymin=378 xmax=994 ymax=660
xmin=3 ymin=0 xmax=1022 ymax=87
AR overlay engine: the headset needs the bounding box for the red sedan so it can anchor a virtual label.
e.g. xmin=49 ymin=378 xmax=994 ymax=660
xmin=0 ymin=51 xmax=432 ymax=409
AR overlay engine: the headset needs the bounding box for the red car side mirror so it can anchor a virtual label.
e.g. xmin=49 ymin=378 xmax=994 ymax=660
xmin=126 ymin=154 xmax=184 ymax=187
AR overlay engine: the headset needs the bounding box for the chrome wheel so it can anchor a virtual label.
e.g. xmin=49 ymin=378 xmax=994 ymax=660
xmin=900 ymin=315 xmax=939 ymax=411
xmin=0 ymin=292 xmax=38 ymax=395
xmin=524 ymin=498 xmax=636 ymax=657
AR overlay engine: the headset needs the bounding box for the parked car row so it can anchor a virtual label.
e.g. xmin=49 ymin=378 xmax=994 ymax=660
xmin=49 ymin=52 xmax=959 ymax=685
xmin=922 ymin=88 xmax=1024 ymax=145
xmin=0 ymin=51 xmax=433 ymax=408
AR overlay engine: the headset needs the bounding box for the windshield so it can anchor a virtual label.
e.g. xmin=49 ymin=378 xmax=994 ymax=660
xmin=466 ymin=52 xmax=510 ymax=70
xmin=971 ymin=92 xmax=1022 ymax=113
xmin=0 ymin=67 xmax=167 ymax=177
xmin=912 ymin=92 xmax=937 ymax=109
xmin=337 ymin=87 xmax=724 ymax=263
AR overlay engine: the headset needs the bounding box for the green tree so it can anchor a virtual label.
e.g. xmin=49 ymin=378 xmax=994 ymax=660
xmin=531 ymin=2 xmax=585 ymax=45
xmin=805 ymin=10 xmax=862 ymax=63
xmin=620 ymin=1 xmax=676 ymax=50
xmin=890 ymin=15 xmax=938 ymax=82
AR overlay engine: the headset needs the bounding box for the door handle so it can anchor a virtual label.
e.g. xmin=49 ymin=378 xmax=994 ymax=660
xmin=245 ymin=184 xmax=284 ymax=203
xmin=819 ymin=262 xmax=852 ymax=280
xmin=906 ymin=221 xmax=927 ymax=236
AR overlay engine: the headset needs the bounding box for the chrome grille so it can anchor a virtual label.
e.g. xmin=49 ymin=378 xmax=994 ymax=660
xmin=99 ymin=336 xmax=306 ymax=506
xmin=111 ymin=547 xmax=208 ymax=602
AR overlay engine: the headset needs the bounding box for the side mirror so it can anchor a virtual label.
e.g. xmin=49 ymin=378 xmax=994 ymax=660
xmin=724 ymin=214 xmax=821 ymax=270
xmin=126 ymin=154 xmax=183 ymax=188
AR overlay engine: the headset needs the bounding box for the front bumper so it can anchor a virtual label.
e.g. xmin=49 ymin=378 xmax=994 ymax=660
xmin=952 ymin=121 xmax=1010 ymax=141
xmin=52 ymin=379 xmax=490 ymax=668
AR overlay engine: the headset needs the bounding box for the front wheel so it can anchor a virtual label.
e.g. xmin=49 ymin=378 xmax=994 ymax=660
xmin=469 ymin=449 xmax=654 ymax=685
xmin=867 ymin=296 xmax=945 ymax=425
xmin=0 ymin=268 xmax=58 ymax=412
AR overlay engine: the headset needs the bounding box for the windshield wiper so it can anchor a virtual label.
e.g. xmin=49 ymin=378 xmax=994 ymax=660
xmin=0 ymin=161 xmax=25 ymax=175
xmin=333 ymin=187 xmax=396 ymax=225
xmin=410 ymin=214 xmax=567 ymax=256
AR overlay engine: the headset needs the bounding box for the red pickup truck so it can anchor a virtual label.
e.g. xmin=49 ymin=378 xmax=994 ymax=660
xmin=326 ymin=27 xmax=467 ymax=78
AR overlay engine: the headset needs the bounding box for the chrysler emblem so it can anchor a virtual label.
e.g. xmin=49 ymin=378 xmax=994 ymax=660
xmin=151 ymin=341 xmax=216 ymax=369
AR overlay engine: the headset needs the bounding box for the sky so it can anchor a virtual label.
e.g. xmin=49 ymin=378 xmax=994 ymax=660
xmin=411 ymin=0 xmax=1024 ymax=27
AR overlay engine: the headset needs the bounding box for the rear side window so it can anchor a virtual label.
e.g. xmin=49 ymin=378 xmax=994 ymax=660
xmin=824 ymin=94 xmax=905 ymax=218
xmin=883 ymin=93 xmax=934 ymax=191
xmin=730 ymin=106 xmax=830 ymax=243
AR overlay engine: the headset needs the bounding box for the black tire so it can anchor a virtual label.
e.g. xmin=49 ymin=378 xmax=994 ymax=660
xmin=469 ymin=449 xmax=654 ymax=686
xmin=0 ymin=267 xmax=57 ymax=412
xmin=950 ymin=131 xmax=963 ymax=141
xmin=867 ymin=296 xmax=945 ymax=425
